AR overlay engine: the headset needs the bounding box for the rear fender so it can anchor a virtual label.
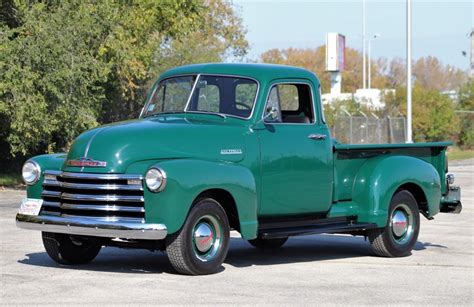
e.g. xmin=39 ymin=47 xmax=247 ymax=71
xmin=352 ymin=155 xmax=441 ymax=227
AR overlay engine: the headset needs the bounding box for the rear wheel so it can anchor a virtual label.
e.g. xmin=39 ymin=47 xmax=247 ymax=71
xmin=248 ymin=237 xmax=288 ymax=249
xmin=368 ymin=190 xmax=420 ymax=257
xmin=166 ymin=198 xmax=230 ymax=275
xmin=42 ymin=232 xmax=102 ymax=265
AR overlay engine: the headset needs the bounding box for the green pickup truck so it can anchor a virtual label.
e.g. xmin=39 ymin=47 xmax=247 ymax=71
xmin=16 ymin=63 xmax=461 ymax=275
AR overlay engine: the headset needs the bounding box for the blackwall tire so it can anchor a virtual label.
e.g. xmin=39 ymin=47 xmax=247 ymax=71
xmin=368 ymin=190 xmax=420 ymax=257
xmin=166 ymin=198 xmax=230 ymax=275
xmin=42 ymin=232 xmax=102 ymax=265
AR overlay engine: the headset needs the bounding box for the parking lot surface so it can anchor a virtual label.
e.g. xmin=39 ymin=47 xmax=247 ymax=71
xmin=1 ymin=160 xmax=473 ymax=305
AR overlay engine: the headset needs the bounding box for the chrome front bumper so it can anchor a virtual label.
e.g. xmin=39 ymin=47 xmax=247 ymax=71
xmin=16 ymin=213 xmax=167 ymax=240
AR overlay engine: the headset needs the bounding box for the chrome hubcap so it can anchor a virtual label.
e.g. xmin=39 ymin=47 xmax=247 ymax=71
xmin=390 ymin=204 xmax=414 ymax=245
xmin=391 ymin=210 xmax=408 ymax=237
xmin=192 ymin=215 xmax=222 ymax=262
xmin=193 ymin=223 xmax=214 ymax=253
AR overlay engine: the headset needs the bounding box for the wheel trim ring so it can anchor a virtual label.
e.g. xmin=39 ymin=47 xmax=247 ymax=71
xmin=192 ymin=215 xmax=222 ymax=262
xmin=390 ymin=203 xmax=415 ymax=245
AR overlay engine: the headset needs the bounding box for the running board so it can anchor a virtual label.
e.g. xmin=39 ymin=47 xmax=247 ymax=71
xmin=259 ymin=220 xmax=378 ymax=239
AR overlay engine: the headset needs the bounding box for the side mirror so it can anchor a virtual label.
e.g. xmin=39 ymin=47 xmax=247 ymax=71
xmin=249 ymin=106 xmax=279 ymax=131
xmin=265 ymin=106 xmax=278 ymax=121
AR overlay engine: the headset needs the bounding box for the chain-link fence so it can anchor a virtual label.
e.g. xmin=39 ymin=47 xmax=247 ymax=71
xmin=332 ymin=112 xmax=406 ymax=144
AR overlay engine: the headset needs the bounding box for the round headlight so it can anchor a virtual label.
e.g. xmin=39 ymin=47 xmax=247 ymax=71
xmin=22 ymin=160 xmax=41 ymax=185
xmin=145 ymin=167 xmax=167 ymax=192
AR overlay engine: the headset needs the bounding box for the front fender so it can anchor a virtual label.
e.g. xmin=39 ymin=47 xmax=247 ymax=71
xmin=141 ymin=159 xmax=258 ymax=239
xmin=25 ymin=153 xmax=67 ymax=198
xmin=352 ymin=155 xmax=441 ymax=227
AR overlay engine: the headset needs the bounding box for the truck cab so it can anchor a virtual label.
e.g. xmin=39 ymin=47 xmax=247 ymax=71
xmin=16 ymin=63 xmax=461 ymax=275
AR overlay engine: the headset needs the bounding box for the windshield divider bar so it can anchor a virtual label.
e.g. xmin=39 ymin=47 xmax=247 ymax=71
xmin=184 ymin=74 xmax=201 ymax=113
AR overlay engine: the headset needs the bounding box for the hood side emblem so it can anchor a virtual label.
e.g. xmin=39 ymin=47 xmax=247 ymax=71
xmin=220 ymin=149 xmax=243 ymax=155
xmin=67 ymin=157 xmax=107 ymax=167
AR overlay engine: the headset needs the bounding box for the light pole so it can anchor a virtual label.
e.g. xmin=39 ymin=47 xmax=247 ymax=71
xmin=362 ymin=0 xmax=366 ymax=89
xmin=406 ymin=0 xmax=413 ymax=143
xmin=368 ymin=34 xmax=380 ymax=89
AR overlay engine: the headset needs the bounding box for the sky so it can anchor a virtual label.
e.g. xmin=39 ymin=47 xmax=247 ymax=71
xmin=233 ymin=0 xmax=473 ymax=70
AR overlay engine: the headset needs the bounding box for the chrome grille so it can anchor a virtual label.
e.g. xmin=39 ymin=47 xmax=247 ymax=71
xmin=41 ymin=170 xmax=145 ymax=223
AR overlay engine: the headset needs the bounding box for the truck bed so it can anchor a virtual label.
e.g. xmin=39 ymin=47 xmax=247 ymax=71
xmin=333 ymin=142 xmax=451 ymax=202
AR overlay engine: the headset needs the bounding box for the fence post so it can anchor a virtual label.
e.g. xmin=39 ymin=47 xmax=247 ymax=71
xmin=387 ymin=116 xmax=393 ymax=143
xmin=358 ymin=111 xmax=368 ymax=144
xmin=402 ymin=116 xmax=407 ymax=143
xmin=341 ymin=109 xmax=353 ymax=144
xmin=371 ymin=113 xmax=381 ymax=143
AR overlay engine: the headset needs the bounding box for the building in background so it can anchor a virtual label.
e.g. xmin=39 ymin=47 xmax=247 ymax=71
xmin=322 ymin=32 xmax=394 ymax=110
xmin=325 ymin=33 xmax=345 ymax=95
xmin=323 ymin=33 xmax=354 ymax=104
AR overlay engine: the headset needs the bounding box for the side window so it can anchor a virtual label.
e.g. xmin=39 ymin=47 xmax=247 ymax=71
xmin=197 ymin=84 xmax=220 ymax=113
xmin=235 ymin=83 xmax=257 ymax=110
xmin=264 ymin=83 xmax=314 ymax=124
xmin=278 ymin=84 xmax=299 ymax=111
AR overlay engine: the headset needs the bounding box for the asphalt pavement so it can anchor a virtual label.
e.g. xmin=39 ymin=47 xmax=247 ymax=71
xmin=1 ymin=160 xmax=472 ymax=305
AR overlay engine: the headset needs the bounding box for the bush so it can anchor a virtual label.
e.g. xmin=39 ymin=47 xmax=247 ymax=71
xmin=457 ymin=80 xmax=474 ymax=148
xmin=0 ymin=0 xmax=248 ymax=164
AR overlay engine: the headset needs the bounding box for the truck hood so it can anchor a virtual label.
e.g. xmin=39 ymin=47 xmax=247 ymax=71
xmin=63 ymin=116 xmax=248 ymax=173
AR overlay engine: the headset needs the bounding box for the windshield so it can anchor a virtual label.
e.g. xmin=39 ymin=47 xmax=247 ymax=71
xmin=142 ymin=75 xmax=258 ymax=119
xmin=143 ymin=76 xmax=196 ymax=117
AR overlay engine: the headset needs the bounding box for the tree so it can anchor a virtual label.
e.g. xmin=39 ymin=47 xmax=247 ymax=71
xmin=457 ymin=79 xmax=474 ymax=148
xmin=388 ymin=85 xmax=460 ymax=142
xmin=0 ymin=0 xmax=248 ymax=166
xmin=260 ymin=46 xmax=468 ymax=94
xmin=260 ymin=46 xmax=394 ymax=94
xmin=413 ymin=56 xmax=467 ymax=91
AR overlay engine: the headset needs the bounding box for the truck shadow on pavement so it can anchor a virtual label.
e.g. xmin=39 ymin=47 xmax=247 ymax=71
xmin=226 ymin=236 xmax=447 ymax=268
xmin=19 ymin=248 xmax=176 ymax=274
xmin=18 ymin=234 xmax=447 ymax=274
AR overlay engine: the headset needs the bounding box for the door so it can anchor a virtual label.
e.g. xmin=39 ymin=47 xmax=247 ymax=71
xmin=258 ymin=82 xmax=333 ymax=216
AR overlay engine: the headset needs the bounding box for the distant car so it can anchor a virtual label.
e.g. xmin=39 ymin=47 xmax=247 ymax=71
xmin=17 ymin=63 xmax=461 ymax=275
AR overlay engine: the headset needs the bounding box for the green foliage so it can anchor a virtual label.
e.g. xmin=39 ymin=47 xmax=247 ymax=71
xmin=447 ymin=147 xmax=474 ymax=161
xmin=0 ymin=0 xmax=248 ymax=162
xmin=0 ymin=173 xmax=23 ymax=187
xmin=457 ymin=80 xmax=474 ymax=148
xmin=389 ymin=86 xmax=459 ymax=142
xmin=1 ymin=2 xmax=109 ymax=156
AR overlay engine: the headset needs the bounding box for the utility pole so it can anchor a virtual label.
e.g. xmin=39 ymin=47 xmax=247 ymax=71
xmin=406 ymin=0 xmax=413 ymax=143
xmin=362 ymin=0 xmax=367 ymax=89
xmin=368 ymin=34 xmax=380 ymax=89
xmin=470 ymin=28 xmax=473 ymax=76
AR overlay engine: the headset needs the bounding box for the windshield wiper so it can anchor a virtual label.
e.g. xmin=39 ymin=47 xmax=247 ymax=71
xmin=143 ymin=111 xmax=186 ymax=118
xmin=186 ymin=111 xmax=227 ymax=119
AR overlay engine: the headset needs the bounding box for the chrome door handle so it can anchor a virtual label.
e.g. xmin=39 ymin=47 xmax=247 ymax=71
xmin=308 ymin=134 xmax=326 ymax=140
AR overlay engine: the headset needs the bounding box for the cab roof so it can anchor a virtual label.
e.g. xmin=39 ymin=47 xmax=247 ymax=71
xmin=159 ymin=63 xmax=320 ymax=86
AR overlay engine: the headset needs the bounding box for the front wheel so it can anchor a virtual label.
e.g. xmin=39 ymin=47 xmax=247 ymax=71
xmin=368 ymin=190 xmax=420 ymax=257
xmin=42 ymin=232 xmax=102 ymax=265
xmin=166 ymin=198 xmax=230 ymax=275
